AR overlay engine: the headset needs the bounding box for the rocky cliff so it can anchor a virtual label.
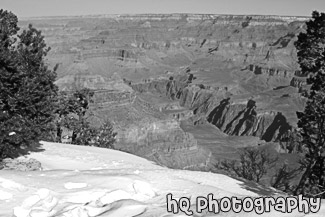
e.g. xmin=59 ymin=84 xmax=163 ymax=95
xmin=116 ymin=119 xmax=211 ymax=169
xmin=87 ymin=88 xmax=212 ymax=170
xmin=20 ymin=14 xmax=310 ymax=168
xmin=207 ymin=99 xmax=292 ymax=142
xmin=131 ymin=72 xmax=299 ymax=143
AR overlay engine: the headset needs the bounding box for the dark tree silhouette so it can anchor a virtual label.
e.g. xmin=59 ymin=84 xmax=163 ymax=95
xmin=0 ymin=10 xmax=58 ymax=159
xmin=218 ymin=148 xmax=278 ymax=183
xmin=294 ymin=11 xmax=325 ymax=198
xmin=56 ymin=89 xmax=116 ymax=148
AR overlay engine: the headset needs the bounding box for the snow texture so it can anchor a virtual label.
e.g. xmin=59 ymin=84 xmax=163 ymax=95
xmin=0 ymin=141 xmax=324 ymax=217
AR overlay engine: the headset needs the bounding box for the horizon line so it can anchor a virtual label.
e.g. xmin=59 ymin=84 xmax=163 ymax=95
xmin=18 ymin=12 xmax=312 ymax=20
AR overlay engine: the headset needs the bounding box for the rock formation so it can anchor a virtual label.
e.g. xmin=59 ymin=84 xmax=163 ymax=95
xmin=1 ymin=157 xmax=42 ymax=171
xmin=19 ymin=14 xmax=310 ymax=169
xmin=116 ymin=120 xmax=211 ymax=169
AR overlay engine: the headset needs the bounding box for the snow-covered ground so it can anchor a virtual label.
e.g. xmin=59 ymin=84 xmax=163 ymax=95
xmin=0 ymin=141 xmax=324 ymax=217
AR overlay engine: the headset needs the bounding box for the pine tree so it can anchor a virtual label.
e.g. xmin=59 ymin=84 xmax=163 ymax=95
xmin=0 ymin=10 xmax=58 ymax=159
xmin=56 ymin=89 xmax=116 ymax=148
xmin=56 ymin=88 xmax=94 ymax=143
xmin=294 ymin=11 xmax=325 ymax=197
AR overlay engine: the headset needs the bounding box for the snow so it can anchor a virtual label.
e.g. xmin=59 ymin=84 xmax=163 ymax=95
xmin=0 ymin=141 xmax=324 ymax=216
xmin=0 ymin=189 xmax=13 ymax=200
xmin=0 ymin=177 xmax=27 ymax=191
xmin=64 ymin=182 xmax=88 ymax=189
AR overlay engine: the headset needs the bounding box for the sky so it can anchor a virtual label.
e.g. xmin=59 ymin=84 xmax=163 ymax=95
xmin=1 ymin=0 xmax=325 ymax=18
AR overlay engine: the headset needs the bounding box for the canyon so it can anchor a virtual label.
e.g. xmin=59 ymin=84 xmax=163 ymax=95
xmin=19 ymin=14 xmax=309 ymax=172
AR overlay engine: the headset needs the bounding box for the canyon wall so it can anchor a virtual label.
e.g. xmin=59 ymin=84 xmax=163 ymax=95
xmin=131 ymin=71 xmax=298 ymax=143
xmin=20 ymin=14 xmax=310 ymax=168
xmin=116 ymin=120 xmax=211 ymax=169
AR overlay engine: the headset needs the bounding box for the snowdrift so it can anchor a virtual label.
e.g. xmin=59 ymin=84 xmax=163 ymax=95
xmin=0 ymin=141 xmax=324 ymax=216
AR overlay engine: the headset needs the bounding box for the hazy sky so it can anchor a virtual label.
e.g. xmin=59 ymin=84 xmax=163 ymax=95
xmin=2 ymin=0 xmax=325 ymax=18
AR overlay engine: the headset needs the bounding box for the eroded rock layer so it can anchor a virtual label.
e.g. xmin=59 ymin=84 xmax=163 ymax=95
xmin=20 ymin=14 xmax=309 ymax=168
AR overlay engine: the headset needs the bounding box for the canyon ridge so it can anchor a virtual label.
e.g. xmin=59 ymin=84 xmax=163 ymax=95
xmin=19 ymin=14 xmax=310 ymax=178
